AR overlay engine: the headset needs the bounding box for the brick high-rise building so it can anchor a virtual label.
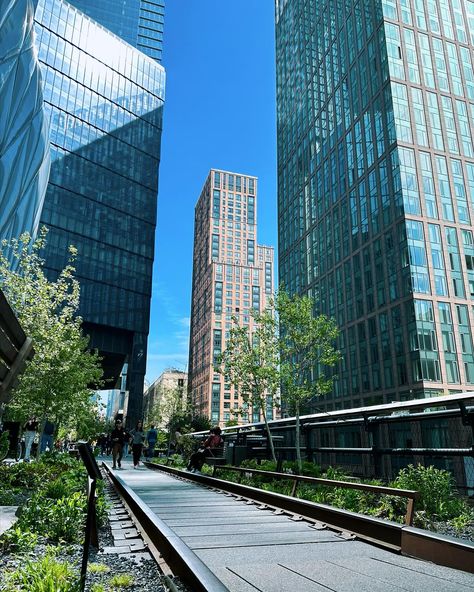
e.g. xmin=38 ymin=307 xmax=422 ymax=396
xmin=276 ymin=0 xmax=474 ymax=410
xmin=188 ymin=169 xmax=275 ymax=425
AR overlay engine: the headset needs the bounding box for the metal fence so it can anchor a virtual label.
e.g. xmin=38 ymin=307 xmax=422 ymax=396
xmin=208 ymin=393 xmax=474 ymax=494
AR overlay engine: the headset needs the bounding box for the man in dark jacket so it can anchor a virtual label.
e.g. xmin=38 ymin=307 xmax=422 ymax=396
xmin=40 ymin=418 xmax=55 ymax=453
xmin=110 ymin=419 xmax=129 ymax=469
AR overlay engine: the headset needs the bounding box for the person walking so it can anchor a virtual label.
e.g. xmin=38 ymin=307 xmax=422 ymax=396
xmin=40 ymin=418 xmax=55 ymax=453
xmin=23 ymin=416 xmax=38 ymax=461
xmin=110 ymin=419 xmax=129 ymax=469
xmin=146 ymin=424 xmax=158 ymax=458
xmin=130 ymin=420 xmax=145 ymax=468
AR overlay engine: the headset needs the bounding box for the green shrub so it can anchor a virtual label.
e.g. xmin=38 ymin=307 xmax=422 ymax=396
xmin=0 ymin=488 xmax=16 ymax=505
xmin=109 ymin=573 xmax=134 ymax=588
xmin=391 ymin=464 xmax=471 ymax=521
xmin=0 ymin=526 xmax=38 ymax=554
xmin=3 ymin=547 xmax=79 ymax=591
xmin=450 ymin=512 xmax=474 ymax=533
xmin=0 ymin=430 xmax=10 ymax=460
xmin=19 ymin=491 xmax=86 ymax=543
xmin=88 ymin=563 xmax=110 ymax=574
xmin=43 ymin=478 xmax=70 ymax=500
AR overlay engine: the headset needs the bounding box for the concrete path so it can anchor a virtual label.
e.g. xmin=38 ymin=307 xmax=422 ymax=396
xmin=0 ymin=506 xmax=18 ymax=536
xmin=106 ymin=461 xmax=474 ymax=592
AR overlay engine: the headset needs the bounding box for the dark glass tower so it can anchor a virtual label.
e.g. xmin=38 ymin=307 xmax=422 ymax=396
xmin=34 ymin=0 xmax=165 ymax=425
xmin=66 ymin=0 xmax=164 ymax=62
xmin=276 ymin=0 xmax=474 ymax=410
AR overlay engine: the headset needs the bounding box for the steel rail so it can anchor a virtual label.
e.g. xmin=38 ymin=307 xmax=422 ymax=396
xmin=145 ymin=461 xmax=474 ymax=574
xmin=211 ymin=465 xmax=419 ymax=525
xmin=102 ymin=463 xmax=230 ymax=592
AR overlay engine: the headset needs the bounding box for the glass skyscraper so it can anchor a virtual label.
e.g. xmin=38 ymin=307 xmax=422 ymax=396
xmin=0 ymin=0 xmax=50 ymax=244
xmin=276 ymin=0 xmax=474 ymax=410
xmin=188 ymin=170 xmax=275 ymax=425
xmin=65 ymin=0 xmax=164 ymax=62
xmin=34 ymin=0 xmax=165 ymax=424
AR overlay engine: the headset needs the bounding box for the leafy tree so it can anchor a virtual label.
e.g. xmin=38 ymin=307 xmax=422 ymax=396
xmin=190 ymin=414 xmax=211 ymax=432
xmin=74 ymin=403 xmax=112 ymax=441
xmin=277 ymin=290 xmax=340 ymax=474
xmin=0 ymin=230 xmax=103 ymax=437
xmin=216 ymin=309 xmax=280 ymax=462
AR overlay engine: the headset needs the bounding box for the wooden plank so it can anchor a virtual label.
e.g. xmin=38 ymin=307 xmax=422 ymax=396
xmin=0 ymin=359 xmax=8 ymax=381
xmin=0 ymin=326 xmax=17 ymax=365
xmin=0 ymin=291 xmax=26 ymax=348
xmin=0 ymin=337 xmax=33 ymax=399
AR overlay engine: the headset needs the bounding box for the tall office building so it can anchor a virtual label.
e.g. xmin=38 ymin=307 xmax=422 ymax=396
xmin=34 ymin=0 xmax=165 ymax=425
xmin=0 ymin=0 xmax=50 ymax=244
xmin=66 ymin=0 xmax=164 ymax=62
xmin=188 ymin=170 xmax=275 ymax=425
xmin=276 ymin=0 xmax=474 ymax=410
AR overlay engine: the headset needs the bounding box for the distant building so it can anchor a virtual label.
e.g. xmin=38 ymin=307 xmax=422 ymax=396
xmin=66 ymin=0 xmax=165 ymax=62
xmin=188 ymin=169 xmax=276 ymax=425
xmin=276 ymin=0 xmax=474 ymax=409
xmin=33 ymin=0 xmax=165 ymax=427
xmin=0 ymin=0 xmax=50 ymax=244
xmin=143 ymin=369 xmax=187 ymax=428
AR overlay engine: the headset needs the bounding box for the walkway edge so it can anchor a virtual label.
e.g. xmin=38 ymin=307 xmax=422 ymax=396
xmin=102 ymin=463 xmax=230 ymax=592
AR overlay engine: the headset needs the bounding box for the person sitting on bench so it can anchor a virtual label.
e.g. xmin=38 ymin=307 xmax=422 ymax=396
xmin=186 ymin=427 xmax=223 ymax=472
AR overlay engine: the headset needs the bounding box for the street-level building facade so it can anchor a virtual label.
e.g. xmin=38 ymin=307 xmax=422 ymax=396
xmin=276 ymin=0 xmax=474 ymax=410
xmin=34 ymin=0 xmax=165 ymax=426
xmin=188 ymin=169 xmax=275 ymax=425
xmin=143 ymin=368 xmax=187 ymax=428
xmin=65 ymin=0 xmax=164 ymax=62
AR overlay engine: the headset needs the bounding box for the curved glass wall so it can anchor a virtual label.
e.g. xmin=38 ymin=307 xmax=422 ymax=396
xmin=0 ymin=0 xmax=50 ymax=244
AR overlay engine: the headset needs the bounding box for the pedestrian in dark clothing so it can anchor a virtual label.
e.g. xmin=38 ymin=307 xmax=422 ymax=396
xmin=110 ymin=419 xmax=129 ymax=469
xmin=187 ymin=427 xmax=223 ymax=473
xmin=40 ymin=419 xmax=55 ymax=453
xmin=105 ymin=434 xmax=112 ymax=455
xmin=146 ymin=425 xmax=158 ymax=458
xmin=130 ymin=420 xmax=145 ymax=468
xmin=23 ymin=416 xmax=38 ymax=461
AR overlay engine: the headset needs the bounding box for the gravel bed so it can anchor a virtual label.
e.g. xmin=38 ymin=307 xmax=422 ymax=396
xmin=432 ymin=521 xmax=474 ymax=542
xmin=0 ymin=498 xmax=190 ymax=592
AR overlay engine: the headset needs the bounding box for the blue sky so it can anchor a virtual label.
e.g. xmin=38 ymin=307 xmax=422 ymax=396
xmin=145 ymin=1 xmax=278 ymax=384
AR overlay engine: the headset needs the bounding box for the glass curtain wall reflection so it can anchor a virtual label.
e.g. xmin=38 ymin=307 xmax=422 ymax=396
xmin=276 ymin=0 xmax=474 ymax=410
xmin=34 ymin=0 xmax=165 ymax=425
xmin=65 ymin=0 xmax=164 ymax=62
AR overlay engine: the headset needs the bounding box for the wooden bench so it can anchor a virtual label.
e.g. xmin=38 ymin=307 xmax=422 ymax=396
xmin=204 ymin=446 xmax=226 ymax=466
xmin=0 ymin=289 xmax=34 ymax=412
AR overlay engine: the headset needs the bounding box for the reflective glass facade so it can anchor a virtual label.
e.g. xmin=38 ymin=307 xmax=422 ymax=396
xmin=66 ymin=0 xmax=164 ymax=62
xmin=34 ymin=0 xmax=165 ymax=424
xmin=0 ymin=0 xmax=50 ymax=244
xmin=276 ymin=0 xmax=474 ymax=410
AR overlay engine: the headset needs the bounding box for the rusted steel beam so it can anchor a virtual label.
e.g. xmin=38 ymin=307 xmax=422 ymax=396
xmin=148 ymin=462 xmax=474 ymax=573
xmin=104 ymin=463 xmax=230 ymax=592
xmin=401 ymin=527 xmax=474 ymax=573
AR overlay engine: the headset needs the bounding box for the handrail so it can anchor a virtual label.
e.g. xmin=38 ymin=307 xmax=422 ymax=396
xmin=213 ymin=465 xmax=420 ymax=526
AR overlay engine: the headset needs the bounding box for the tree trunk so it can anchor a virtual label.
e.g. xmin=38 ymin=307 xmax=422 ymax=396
xmin=295 ymin=402 xmax=302 ymax=474
xmin=261 ymin=401 xmax=277 ymax=463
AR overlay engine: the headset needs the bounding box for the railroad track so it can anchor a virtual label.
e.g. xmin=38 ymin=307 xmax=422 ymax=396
xmin=103 ymin=461 xmax=474 ymax=592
